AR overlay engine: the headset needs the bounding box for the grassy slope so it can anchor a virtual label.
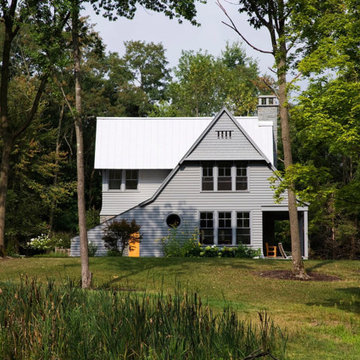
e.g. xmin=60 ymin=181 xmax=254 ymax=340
xmin=0 ymin=257 xmax=359 ymax=359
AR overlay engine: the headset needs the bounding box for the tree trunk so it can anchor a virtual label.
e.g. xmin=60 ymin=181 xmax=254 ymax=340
xmin=0 ymin=138 xmax=12 ymax=256
xmin=278 ymin=58 xmax=308 ymax=279
xmin=72 ymin=2 xmax=92 ymax=288
xmin=0 ymin=13 xmax=15 ymax=257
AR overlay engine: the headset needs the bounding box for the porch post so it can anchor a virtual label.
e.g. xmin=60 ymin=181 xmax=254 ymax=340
xmin=304 ymin=210 xmax=309 ymax=259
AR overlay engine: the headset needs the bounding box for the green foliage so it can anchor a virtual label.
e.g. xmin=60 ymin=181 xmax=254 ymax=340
xmin=0 ymin=278 xmax=287 ymax=359
xmin=160 ymin=228 xmax=260 ymax=258
xmin=160 ymin=226 xmax=200 ymax=257
xmin=86 ymin=208 xmax=100 ymax=230
xmin=27 ymin=234 xmax=53 ymax=251
xmin=102 ymin=219 xmax=141 ymax=256
xmin=87 ymin=241 xmax=98 ymax=257
xmin=165 ymin=43 xmax=262 ymax=116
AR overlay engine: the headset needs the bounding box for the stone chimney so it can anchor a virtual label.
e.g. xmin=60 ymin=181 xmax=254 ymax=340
xmin=257 ymin=95 xmax=279 ymax=164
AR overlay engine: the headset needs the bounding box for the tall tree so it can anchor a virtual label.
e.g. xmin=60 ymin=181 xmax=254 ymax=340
xmin=0 ymin=1 xmax=69 ymax=256
xmin=160 ymin=43 xmax=261 ymax=117
xmin=70 ymin=0 xmax=206 ymax=287
xmin=218 ymin=0 xmax=309 ymax=278
xmin=289 ymin=0 xmax=360 ymax=259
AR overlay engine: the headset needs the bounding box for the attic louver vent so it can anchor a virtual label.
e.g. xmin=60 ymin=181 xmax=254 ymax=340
xmin=216 ymin=130 xmax=233 ymax=139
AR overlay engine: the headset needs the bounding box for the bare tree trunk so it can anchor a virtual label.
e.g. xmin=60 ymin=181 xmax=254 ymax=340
xmin=72 ymin=2 xmax=92 ymax=288
xmin=278 ymin=58 xmax=308 ymax=279
xmin=0 ymin=9 xmax=16 ymax=257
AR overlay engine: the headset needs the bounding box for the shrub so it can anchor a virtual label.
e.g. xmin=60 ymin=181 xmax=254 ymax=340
xmin=160 ymin=227 xmax=199 ymax=257
xmin=27 ymin=234 xmax=53 ymax=252
xmin=234 ymin=243 xmax=261 ymax=258
xmin=87 ymin=241 xmax=98 ymax=257
xmin=102 ymin=219 xmax=141 ymax=256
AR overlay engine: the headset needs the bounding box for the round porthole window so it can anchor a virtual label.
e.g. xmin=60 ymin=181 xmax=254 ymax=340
xmin=166 ymin=214 xmax=181 ymax=228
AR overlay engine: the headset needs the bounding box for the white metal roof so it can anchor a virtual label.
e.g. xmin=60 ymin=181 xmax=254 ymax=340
xmin=94 ymin=115 xmax=274 ymax=169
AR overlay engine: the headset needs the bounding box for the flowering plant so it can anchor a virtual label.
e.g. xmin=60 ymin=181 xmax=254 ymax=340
xmin=27 ymin=234 xmax=53 ymax=251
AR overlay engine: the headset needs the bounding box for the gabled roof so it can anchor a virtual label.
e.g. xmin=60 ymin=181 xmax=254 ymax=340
xmin=94 ymin=111 xmax=274 ymax=169
xmin=140 ymin=108 xmax=275 ymax=207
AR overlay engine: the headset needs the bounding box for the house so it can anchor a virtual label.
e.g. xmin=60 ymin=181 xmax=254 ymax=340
xmin=70 ymin=95 xmax=308 ymax=258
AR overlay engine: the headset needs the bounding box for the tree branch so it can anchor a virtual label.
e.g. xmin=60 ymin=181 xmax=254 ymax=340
xmin=262 ymin=78 xmax=279 ymax=97
xmin=217 ymin=1 xmax=273 ymax=55
xmin=55 ymin=76 xmax=76 ymax=119
xmin=13 ymin=75 xmax=48 ymax=139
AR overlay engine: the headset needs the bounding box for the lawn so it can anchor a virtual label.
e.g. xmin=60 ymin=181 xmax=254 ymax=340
xmin=0 ymin=257 xmax=359 ymax=359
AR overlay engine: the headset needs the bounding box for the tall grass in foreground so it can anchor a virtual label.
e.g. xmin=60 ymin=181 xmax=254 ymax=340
xmin=0 ymin=278 xmax=287 ymax=360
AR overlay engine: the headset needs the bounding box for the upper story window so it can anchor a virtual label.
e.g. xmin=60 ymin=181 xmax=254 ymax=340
xmin=107 ymin=170 xmax=138 ymax=191
xmin=126 ymin=170 xmax=138 ymax=190
xmin=236 ymin=163 xmax=248 ymax=190
xmin=109 ymin=170 xmax=122 ymax=190
xmin=202 ymin=164 xmax=214 ymax=191
xmin=218 ymin=163 xmax=232 ymax=191
xmin=201 ymin=162 xmax=248 ymax=192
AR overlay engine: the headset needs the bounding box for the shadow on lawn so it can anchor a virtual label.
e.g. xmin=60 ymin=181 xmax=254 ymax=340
xmin=95 ymin=257 xmax=196 ymax=289
xmin=306 ymin=260 xmax=335 ymax=272
xmin=307 ymin=287 xmax=360 ymax=314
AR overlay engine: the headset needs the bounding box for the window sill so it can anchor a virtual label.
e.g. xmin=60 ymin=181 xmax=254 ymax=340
xmin=104 ymin=190 xmax=140 ymax=193
xmin=200 ymin=190 xmax=250 ymax=193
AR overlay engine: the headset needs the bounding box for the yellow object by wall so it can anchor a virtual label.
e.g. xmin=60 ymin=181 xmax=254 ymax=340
xmin=128 ymin=232 xmax=140 ymax=257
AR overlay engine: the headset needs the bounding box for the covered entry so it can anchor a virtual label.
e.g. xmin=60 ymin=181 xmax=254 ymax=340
xmin=262 ymin=206 xmax=308 ymax=259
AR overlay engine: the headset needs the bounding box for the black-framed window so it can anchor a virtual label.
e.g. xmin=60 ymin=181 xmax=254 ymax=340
xmin=236 ymin=163 xmax=248 ymax=190
xmin=218 ymin=212 xmax=232 ymax=245
xmin=109 ymin=170 xmax=122 ymax=189
xmin=218 ymin=163 xmax=232 ymax=191
xmin=202 ymin=165 xmax=214 ymax=191
xmin=236 ymin=212 xmax=250 ymax=244
xmin=125 ymin=170 xmax=138 ymax=190
xmin=200 ymin=212 xmax=214 ymax=244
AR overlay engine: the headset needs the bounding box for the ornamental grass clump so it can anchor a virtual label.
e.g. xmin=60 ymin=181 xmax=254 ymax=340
xmin=0 ymin=278 xmax=287 ymax=359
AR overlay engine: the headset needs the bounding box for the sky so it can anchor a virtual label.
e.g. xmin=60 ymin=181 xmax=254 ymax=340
xmin=85 ymin=1 xmax=274 ymax=77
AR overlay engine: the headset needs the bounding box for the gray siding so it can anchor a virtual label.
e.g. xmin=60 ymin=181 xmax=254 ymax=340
xmin=71 ymin=162 xmax=287 ymax=257
xmin=100 ymin=169 xmax=170 ymax=216
xmin=186 ymin=112 xmax=264 ymax=161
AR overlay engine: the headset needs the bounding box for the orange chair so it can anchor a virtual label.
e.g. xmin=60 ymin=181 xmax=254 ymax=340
xmin=265 ymin=242 xmax=277 ymax=257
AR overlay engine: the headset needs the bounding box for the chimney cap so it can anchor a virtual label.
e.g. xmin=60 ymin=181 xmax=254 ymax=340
xmin=258 ymin=95 xmax=278 ymax=106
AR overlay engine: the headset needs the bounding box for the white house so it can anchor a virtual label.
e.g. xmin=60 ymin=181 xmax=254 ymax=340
xmin=71 ymin=95 xmax=308 ymax=257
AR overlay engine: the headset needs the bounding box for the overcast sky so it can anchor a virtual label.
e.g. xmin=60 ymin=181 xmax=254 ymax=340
xmin=85 ymin=1 xmax=274 ymax=76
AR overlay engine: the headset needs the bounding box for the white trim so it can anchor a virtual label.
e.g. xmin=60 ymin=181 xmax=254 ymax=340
xmin=304 ymin=210 xmax=309 ymax=259
xmin=261 ymin=206 xmax=308 ymax=211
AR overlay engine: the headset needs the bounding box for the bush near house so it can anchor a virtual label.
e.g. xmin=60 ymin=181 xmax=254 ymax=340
xmin=161 ymin=227 xmax=260 ymax=258
xmin=102 ymin=219 xmax=141 ymax=256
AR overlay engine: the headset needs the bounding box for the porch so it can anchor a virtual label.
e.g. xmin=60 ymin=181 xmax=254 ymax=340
xmin=262 ymin=206 xmax=308 ymax=259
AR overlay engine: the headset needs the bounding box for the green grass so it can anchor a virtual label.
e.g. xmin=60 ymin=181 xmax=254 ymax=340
xmin=0 ymin=257 xmax=359 ymax=359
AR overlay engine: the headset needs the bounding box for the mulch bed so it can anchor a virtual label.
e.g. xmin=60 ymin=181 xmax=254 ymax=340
xmin=256 ymin=270 xmax=341 ymax=281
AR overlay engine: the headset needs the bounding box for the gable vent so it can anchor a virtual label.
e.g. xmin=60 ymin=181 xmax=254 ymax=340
xmin=216 ymin=130 xmax=233 ymax=139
